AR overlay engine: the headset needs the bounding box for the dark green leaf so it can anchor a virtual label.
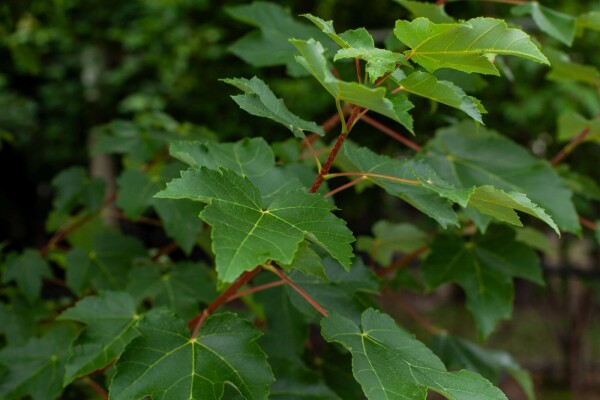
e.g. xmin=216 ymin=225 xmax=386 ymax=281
xmin=393 ymin=0 xmax=454 ymax=23
xmin=321 ymin=309 xmax=507 ymax=400
xmin=58 ymin=291 xmax=141 ymax=384
xmin=513 ymin=2 xmax=576 ymax=46
xmin=2 ymin=250 xmax=51 ymax=303
xmin=421 ymin=226 xmax=542 ymax=338
xmin=431 ymin=334 xmax=534 ymax=400
xmin=226 ymin=2 xmax=333 ymax=76
xmin=422 ymin=121 xmax=580 ymax=234
xmin=291 ymin=39 xmax=414 ymax=132
xmin=51 ymin=167 xmax=87 ymax=213
xmin=0 ymin=325 xmax=78 ymax=400
xmin=545 ymin=48 xmax=600 ymax=86
xmin=110 ymin=311 xmax=274 ymax=400
xmin=269 ymin=358 xmax=341 ymax=400
xmin=283 ymin=241 xmax=327 ymax=279
xmin=157 ymin=168 xmax=354 ymax=282
xmin=394 ymin=18 xmax=548 ymax=75
xmin=223 ymin=77 xmax=324 ymax=137
xmin=153 ymin=198 xmax=204 ymax=255
xmin=116 ymin=169 xmax=157 ymax=219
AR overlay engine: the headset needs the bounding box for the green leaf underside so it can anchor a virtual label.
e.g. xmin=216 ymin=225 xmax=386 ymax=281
xmin=321 ymin=309 xmax=507 ymax=400
xmin=357 ymin=221 xmax=427 ymax=266
xmin=291 ymin=39 xmax=414 ymax=132
xmin=223 ymin=76 xmax=324 ymax=137
xmin=156 ymin=168 xmax=353 ymax=282
xmin=3 ymin=250 xmax=51 ymax=304
xmin=0 ymin=325 xmax=77 ymax=400
xmin=394 ymin=17 xmax=548 ymax=75
xmin=109 ymin=311 xmax=274 ymax=400
xmin=58 ymin=291 xmax=140 ymax=383
xmin=432 ymin=335 xmax=535 ymax=400
xmin=512 ymin=2 xmax=575 ymax=46
xmin=393 ymin=0 xmax=455 ymax=23
xmin=302 ymin=14 xmax=406 ymax=83
xmin=423 ymin=121 xmax=579 ymax=234
xmin=422 ymin=226 xmax=542 ymax=338
xmin=342 ymin=142 xmax=558 ymax=233
xmin=557 ymin=111 xmax=600 ymax=142
xmin=400 ymin=71 xmax=485 ymax=123
xmin=226 ymin=2 xmax=334 ymax=76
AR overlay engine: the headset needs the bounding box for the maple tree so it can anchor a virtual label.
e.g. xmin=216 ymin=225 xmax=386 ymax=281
xmin=1 ymin=1 xmax=600 ymax=399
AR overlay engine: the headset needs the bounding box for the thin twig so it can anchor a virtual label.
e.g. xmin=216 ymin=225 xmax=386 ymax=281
xmin=151 ymin=241 xmax=179 ymax=262
xmin=579 ymin=216 xmax=597 ymax=231
xmin=361 ymin=115 xmax=422 ymax=151
xmin=226 ymin=280 xmax=286 ymax=302
xmin=189 ymin=267 xmax=262 ymax=337
xmin=303 ymin=136 xmax=322 ymax=171
xmin=377 ymin=246 xmax=429 ymax=277
xmin=355 ymin=58 xmax=363 ymax=84
xmin=269 ymin=267 xmax=328 ymax=317
xmin=108 ymin=210 xmax=163 ymax=227
xmin=83 ymin=377 xmax=108 ymax=400
xmin=324 ymin=176 xmax=368 ymax=199
xmin=551 ymin=127 xmax=591 ymax=167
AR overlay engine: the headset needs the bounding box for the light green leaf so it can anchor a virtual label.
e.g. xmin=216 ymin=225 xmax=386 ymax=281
xmin=223 ymin=77 xmax=324 ymax=137
xmin=577 ymin=11 xmax=600 ymax=32
xmin=126 ymin=262 xmax=216 ymax=321
xmin=557 ymin=111 xmax=600 ymax=142
xmin=58 ymin=291 xmax=141 ymax=384
xmin=431 ymin=335 xmax=534 ymax=400
xmin=156 ymin=168 xmax=354 ymax=282
xmin=513 ymin=2 xmax=576 ymax=46
xmin=291 ymin=39 xmax=414 ymax=132
xmin=357 ymin=221 xmax=427 ymax=266
xmin=515 ymin=226 xmax=553 ymax=256
xmin=283 ymin=242 xmax=327 ymax=280
xmin=422 ymin=121 xmax=580 ymax=234
xmin=0 ymin=325 xmax=77 ymax=400
xmin=400 ymin=71 xmax=485 ymax=123
xmin=226 ymin=2 xmax=334 ymax=76
xmin=2 ymin=250 xmax=51 ymax=304
xmin=422 ymin=226 xmax=543 ymax=338
xmin=321 ymin=309 xmax=507 ymax=400
xmin=109 ymin=311 xmax=274 ymax=400
xmin=394 ymin=17 xmax=548 ymax=75
xmin=393 ymin=0 xmax=454 ymax=23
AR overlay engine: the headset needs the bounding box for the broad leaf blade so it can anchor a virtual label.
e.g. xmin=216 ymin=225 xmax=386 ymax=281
xmin=394 ymin=18 xmax=548 ymax=75
xmin=421 ymin=226 xmax=543 ymax=338
xmin=223 ymin=77 xmax=324 ymax=137
xmin=321 ymin=309 xmax=507 ymax=400
xmin=109 ymin=311 xmax=274 ymax=400
xmin=557 ymin=111 xmax=600 ymax=142
xmin=2 ymin=250 xmax=51 ymax=304
xmin=58 ymin=291 xmax=140 ymax=383
xmin=156 ymin=168 xmax=354 ymax=282
xmin=512 ymin=2 xmax=576 ymax=46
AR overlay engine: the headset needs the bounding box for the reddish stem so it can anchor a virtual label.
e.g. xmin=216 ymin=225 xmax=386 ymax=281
xmin=355 ymin=58 xmax=363 ymax=84
xmin=436 ymin=0 xmax=447 ymax=5
xmin=377 ymin=245 xmax=429 ymax=277
xmin=360 ymin=115 xmax=422 ymax=152
xmin=550 ymin=127 xmax=591 ymax=167
xmin=189 ymin=267 xmax=262 ymax=337
xmin=151 ymin=241 xmax=179 ymax=262
xmin=83 ymin=377 xmax=108 ymax=400
xmin=269 ymin=267 xmax=328 ymax=317
xmin=385 ymin=289 xmax=442 ymax=335
xmin=324 ymin=176 xmax=367 ymax=199
xmin=226 ymin=280 xmax=286 ymax=302
xmin=579 ymin=216 xmax=597 ymax=230
xmin=303 ymin=136 xmax=322 ymax=169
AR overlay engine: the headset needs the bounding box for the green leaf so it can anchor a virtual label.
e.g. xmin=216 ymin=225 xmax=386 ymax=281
xmin=512 ymin=2 xmax=576 ymax=46
xmin=557 ymin=111 xmax=600 ymax=142
xmin=321 ymin=308 xmax=507 ymax=400
xmin=400 ymin=71 xmax=485 ymax=123
xmin=156 ymin=168 xmax=354 ymax=282
xmin=283 ymin=241 xmax=327 ymax=279
xmin=116 ymin=169 xmax=158 ymax=219
xmin=126 ymin=262 xmax=217 ymax=321
xmin=515 ymin=226 xmax=553 ymax=256
xmin=421 ymin=226 xmax=542 ymax=338
xmin=269 ymin=358 xmax=341 ymax=400
xmin=51 ymin=167 xmax=105 ymax=214
xmin=393 ymin=0 xmax=454 ymax=23
xmin=422 ymin=121 xmax=580 ymax=234
xmin=66 ymin=232 xmax=146 ymax=291
xmin=577 ymin=11 xmax=600 ymax=32
xmin=109 ymin=311 xmax=274 ymax=400
xmin=287 ymin=258 xmax=378 ymax=321
xmin=291 ymin=39 xmax=414 ymax=132
xmin=545 ymin=48 xmax=600 ymax=86
xmin=0 ymin=325 xmax=78 ymax=400
xmin=595 ymin=221 xmax=600 ymax=246
xmin=226 ymin=2 xmax=334 ymax=76
xmin=356 ymin=221 xmax=427 ymax=266
xmin=223 ymin=77 xmax=324 ymax=137
xmin=2 ymin=250 xmax=51 ymax=303
xmin=58 ymin=291 xmax=141 ymax=384
xmin=394 ymin=17 xmax=548 ymax=75
xmin=303 ymin=15 xmax=406 ymax=83
xmin=153 ymin=198 xmax=205 ymax=255
xmin=431 ymin=334 xmax=534 ymax=400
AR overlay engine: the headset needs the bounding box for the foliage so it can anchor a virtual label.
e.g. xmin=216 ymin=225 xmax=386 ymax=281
xmin=1 ymin=1 xmax=600 ymax=399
